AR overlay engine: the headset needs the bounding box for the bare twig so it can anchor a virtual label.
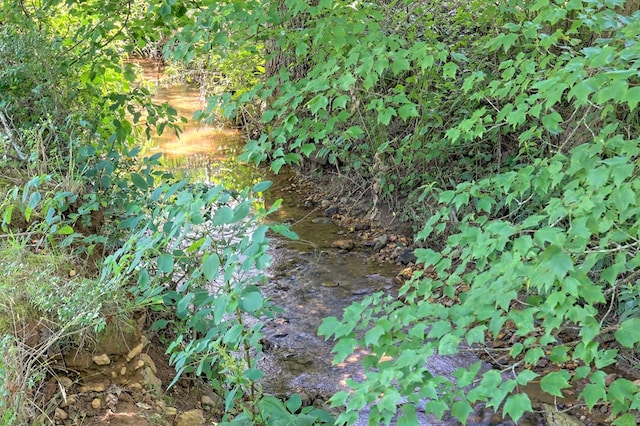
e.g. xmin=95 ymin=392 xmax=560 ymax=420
xmin=0 ymin=109 xmax=28 ymax=161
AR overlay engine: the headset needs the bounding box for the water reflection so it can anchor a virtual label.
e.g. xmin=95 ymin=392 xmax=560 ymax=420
xmin=135 ymin=60 xmax=261 ymax=191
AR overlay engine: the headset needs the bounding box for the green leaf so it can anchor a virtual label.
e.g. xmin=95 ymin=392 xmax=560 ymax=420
xmin=252 ymin=180 xmax=272 ymax=193
xmin=286 ymin=394 xmax=302 ymax=413
xmin=130 ymin=173 xmax=148 ymax=190
xmin=615 ymin=318 xmax=640 ymax=347
xmin=212 ymin=206 xmax=234 ymax=225
xmin=579 ymin=382 xmax=607 ymax=410
xmin=443 ymin=62 xmax=458 ymax=79
xmin=364 ymin=325 xmax=385 ymax=346
xmin=243 ymin=368 xmax=264 ymax=381
xmin=503 ymin=394 xmax=532 ymax=422
xmin=398 ymin=104 xmax=419 ymax=120
xmin=223 ymin=324 xmax=243 ymax=344
xmin=239 ymin=290 xmax=263 ymax=313
xmin=202 ymin=254 xmax=220 ymax=281
xmin=540 ymin=370 xmax=571 ymax=397
xmin=56 ymin=225 xmax=74 ymax=235
xmin=158 ymin=254 xmax=174 ymax=273
xmin=271 ymin=223 xmax=299 ymax=240
xmin=176 ymin=293 xmax=194 ymax=319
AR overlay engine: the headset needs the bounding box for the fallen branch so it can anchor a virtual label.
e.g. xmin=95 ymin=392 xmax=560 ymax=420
xmin=0 ymin=109 xmax=28 ymax=161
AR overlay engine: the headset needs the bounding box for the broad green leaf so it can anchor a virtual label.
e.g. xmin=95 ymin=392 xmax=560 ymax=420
xmin=212 ymin=206 xmax=234 ymax=225
xmin=615 ymin=318 xmax=640 ymax=347
xmin=202 ymin=253 xmax=220 ymax=281
xmin=286 ymin=394 xmax=302 ymax=413
xmin=176 ymin=293 xmax=194 ymax=319
xmin=364 ymin=325 xmax=385 ymax=346
xmin=540 ymin=370 xmax=571 ymax=397
xmin=239 ymin=291 xmax=263 ymax=312
xmin=130 ymin=173 xmax=148 ymax=190
xmin=252 ymin=180 xmax=272 ymax=193
xmin=157 ymin=254 xmax=174 ymax=273
xmin=503 ymin=394 xmax=532 ymax=422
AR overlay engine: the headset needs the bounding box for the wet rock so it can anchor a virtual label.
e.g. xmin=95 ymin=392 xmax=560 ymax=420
xmin=331 ymin=239 xmax=354 ymax=250
xmin=92 ymin=353 xmax=111 ymax=366
xmin=394 ymin=247 xmax=416 ymax=265
xmin=324 ymin=205 xmax=339 ymax=217
xmin=543 ymin=403 xmax=585 ymax=426
xmin=373 ymin=234 xmax=388 ymax=252
xmin=311 ymin=217 xmax=333 ymax=224
xmin=176 ymin=409 xmax=206 ymax=426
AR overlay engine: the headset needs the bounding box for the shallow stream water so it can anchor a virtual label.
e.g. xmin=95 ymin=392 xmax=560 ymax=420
xmin=138 ymin=61 xmax=556 ymax=425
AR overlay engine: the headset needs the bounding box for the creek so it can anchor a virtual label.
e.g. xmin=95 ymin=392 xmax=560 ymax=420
xmin=138 ymin=60 xmax=579 ymax=426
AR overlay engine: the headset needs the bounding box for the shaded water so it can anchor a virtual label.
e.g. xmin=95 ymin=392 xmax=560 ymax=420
xmin=136 ymin=61 xmax=555 ymax=425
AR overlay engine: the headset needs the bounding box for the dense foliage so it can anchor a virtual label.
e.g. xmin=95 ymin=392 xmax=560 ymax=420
xmin=2 ymin=0 xmax=640 ymax=424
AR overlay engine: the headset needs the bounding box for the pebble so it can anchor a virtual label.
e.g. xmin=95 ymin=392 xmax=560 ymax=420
xmin=165 ymin=406 xmax=178 ymax=416
xmin=55 ymin=408 xmax=68 ymax=420
xmin=92 ymin=353 xmax=111 ymax=365
xmin=331 ymin=239 xmax=354 ymax=250
xmin=176 ymin=409 xmax=206 ymax=426
xmin=201 ymin=395 xmax=216 ymax=410
xmin=91 ymin=398 xmax=101 ymax=409
xmin=79 ymin=382 xmax=106 ymax=393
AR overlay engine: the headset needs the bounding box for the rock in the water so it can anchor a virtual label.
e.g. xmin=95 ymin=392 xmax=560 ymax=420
xmin=331 ymin=239 xmax=354 ymax=250
xmin=543 ymin=404 xmax=585 ymax=426
xmin=324 ymin=205 xmax=339 ymax=217
xmin=311 ymin=217 xmax=333 ymax=224
xmin=395 ymin=247 xmax=416 ymax=265
xmin=176 ymin=409 xmax=206 ymax=426
xmin=373 ymin=234 xmax=388 ymax=252
xmin=92 ymin=353 xmax=111 ymax=366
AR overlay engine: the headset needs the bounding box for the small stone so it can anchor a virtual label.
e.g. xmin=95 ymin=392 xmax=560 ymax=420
xmin=134 ymin=359 xmax=145 ymax=370
xmin=55 ymin=408 xmax=68 ymax=420
xmin=92 ymin=353 xmax=111 ymax=365
xmin=142 ymin=366 xmax=162 ymax=389
xmin=324 ymin=205 xmax=339 ymax=217
xmin=120 ymin=366 xmax=127 ymax=375
xmin=331 ymin=239 xmax=354 ymax=250
xmin=395 ymin=247 xmax=416 ymax=265
xmin=165 ymin=406 xmax=178 ymax=416
xmin=126 ymin=342 xmax=144 ymax=361
xmin=91 ymin=398 xmax=101 ymax=409
xmin=60 ymin=395 xmax=77 ymax=408
xmin=79 ymin=382 xmax=106 ymax=393
xmin=537 ymin=358 xmax=549 ymax=367
xmin=201 ymin=395 xmax=216 ymax=409
xmin=128 ymin=382 xmax=143 ymax=391
xmin=373 ymin=234 xmax=388 ymax=252
xmin=176 ymin=409 xmax=206 ymax=426
xmin=58 ymin=376 xmax=73 ymax=389
xmin=140 ymin=353 xmax=157 ymax=374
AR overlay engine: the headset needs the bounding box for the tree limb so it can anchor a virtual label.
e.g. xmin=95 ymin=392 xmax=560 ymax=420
xmin=0 ymin=109 xmax=28 ymax=161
